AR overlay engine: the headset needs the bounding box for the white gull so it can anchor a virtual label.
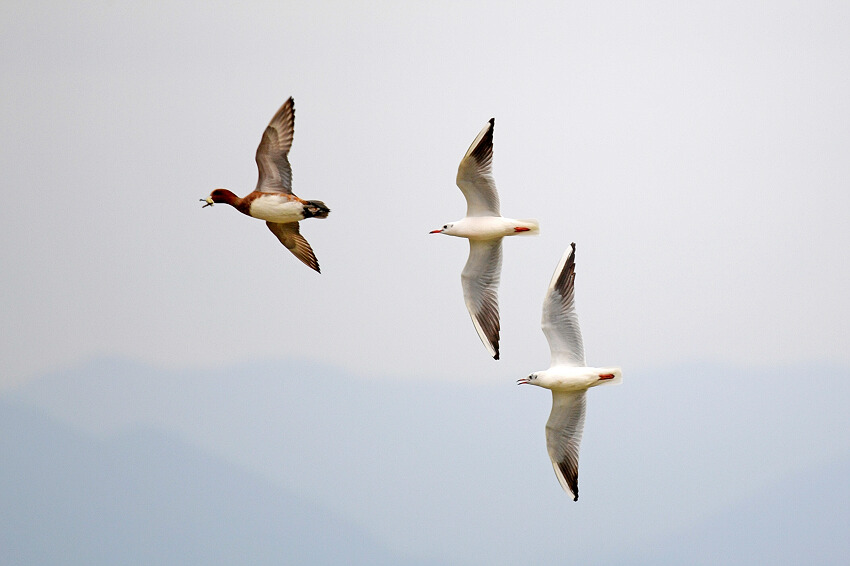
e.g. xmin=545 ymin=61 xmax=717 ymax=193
xmin=517 ymin=243 xmax=622 ymax=501
xmin=430 ymin=118 xmax=539 ymax=360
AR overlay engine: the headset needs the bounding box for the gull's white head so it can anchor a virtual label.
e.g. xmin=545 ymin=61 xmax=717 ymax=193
xmin=517 ymin=373 xmax=540 ymax=386
xmin=429 ymin=222 xmax=456 ymax=235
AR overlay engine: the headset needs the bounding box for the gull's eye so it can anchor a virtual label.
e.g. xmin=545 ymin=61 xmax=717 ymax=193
xmin=443 ymin=225 xmax=448 ymax=229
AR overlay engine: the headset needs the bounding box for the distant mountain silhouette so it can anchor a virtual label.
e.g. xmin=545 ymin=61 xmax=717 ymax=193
xmin=623 ymin=453 xmax=850 ymax=566
xmin=0 ymin=400 xmax=438 ymax=566
xmin=4 ymin=357 xmax=850 ymax=565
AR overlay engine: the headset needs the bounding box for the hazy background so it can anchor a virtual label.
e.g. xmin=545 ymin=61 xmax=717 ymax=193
xmin=1 ymin=1 xmax=849 ymax=564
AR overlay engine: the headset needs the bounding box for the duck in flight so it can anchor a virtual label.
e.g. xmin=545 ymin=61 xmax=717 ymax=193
xmin=202 ymin=97 xmax=329 ymax=273
xmin=430 ymin=118 xmax=539 ymax=360
xmin=517 ymin=243 xmax=622 ymax=501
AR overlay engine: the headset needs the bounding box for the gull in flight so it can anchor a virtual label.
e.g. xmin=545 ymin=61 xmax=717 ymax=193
xmin=430 ymin=118 xmax=539 ymax=359
xmin=517 ymin=243 xmax=622 ymax=501
xmin=202 ymin=97 xmax=330 ymax=273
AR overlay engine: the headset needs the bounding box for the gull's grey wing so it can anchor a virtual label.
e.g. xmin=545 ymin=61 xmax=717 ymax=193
xmin=461 ymin=238 xmax=502 ymax=359
xmin=545 ymin=390 xmax=587 ymax=501
xmin=455 ymin=118 xmax=501 ymax=217
xmin=541 ymin=243 xmax=585 ymax=367
xmin=255 ymin=97 xmax=295 ymax=194
xmin=266 ymin=221 xmax=320 ymax=273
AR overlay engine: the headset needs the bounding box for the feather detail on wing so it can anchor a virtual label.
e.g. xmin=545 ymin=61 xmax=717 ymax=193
xmin=255 ymin=97 xmax=295 ymax=194
xmin=461 ymin=239 xmax=502 ymax=359
xmin=541 ymin=243 xmax=585 ymax=367
xmin=455 ymin=118 xmax=501 ymax=217
xmin=546 ymin=390 xmax=587 ymax=501
xmin=266 ymin=221 xmax=320 ymax=273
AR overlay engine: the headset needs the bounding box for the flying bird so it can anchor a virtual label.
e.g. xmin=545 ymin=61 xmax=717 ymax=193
xmin=517 ymin=243 xmax=622 ymax=501
xmin=201 ymin=97 xmax=330 ymax=273
xmin=430 ymin=118 xmax=539 ymax=360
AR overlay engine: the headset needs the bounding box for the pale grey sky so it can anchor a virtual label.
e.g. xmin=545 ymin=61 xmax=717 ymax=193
xmin=2 ymin=0 xmax=849 ymax=388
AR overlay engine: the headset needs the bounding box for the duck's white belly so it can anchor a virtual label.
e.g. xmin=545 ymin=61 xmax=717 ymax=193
xmin=249 ymin=194 xmax=303 ymax=223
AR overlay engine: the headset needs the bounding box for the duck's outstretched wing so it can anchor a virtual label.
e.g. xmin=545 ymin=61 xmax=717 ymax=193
xmin=266 ymin=221 xmax=320 ymax=273
xmin=255 ymin=97 xmax=295 ymax=194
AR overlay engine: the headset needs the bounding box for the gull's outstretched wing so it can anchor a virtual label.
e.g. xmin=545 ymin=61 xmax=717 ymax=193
xmin=545 ymin=390 xmax=587 ymax=501
xmin=255 ymin=97 xmax=295 ymax=194
xmin=266 ymin=221 xmax=320 ymax=273
xmin=541 ymin=243 xmax=585 ymax=367
xmin=456 ymin=119 xmax=501 ymax=217
xmin=461 ymin=238 xmax=502 ymax=359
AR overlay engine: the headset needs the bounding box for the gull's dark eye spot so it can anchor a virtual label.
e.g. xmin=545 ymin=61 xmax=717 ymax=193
xmin=443 ymin=225 xmax=448 ymax=229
